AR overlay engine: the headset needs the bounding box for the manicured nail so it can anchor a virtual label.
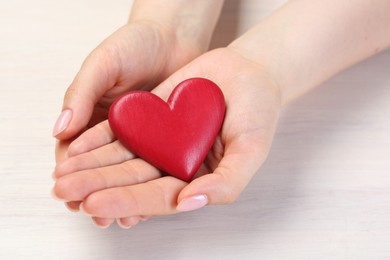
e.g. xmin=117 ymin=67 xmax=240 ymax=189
xmin=140 ymin=216 xmax=151 ymax=222
xmin=50 ymin=188 xmax=65 ymax=201
xmin=92 ymin=218 xmax=111 ymax=229
xmin=116 ymin=219 xmax=133 ymax=229
xmin=53 ymin=109 xmax=72 ymax=136
xmin=51 ymin=170 xmax=58 ymax=181
xmin=177 ymin=194 xmax=208 ymax=212
xmin=79 ymin=203 xmax=92 ymax=216
xmin=64 ymin=202 xmax=80 ymax=213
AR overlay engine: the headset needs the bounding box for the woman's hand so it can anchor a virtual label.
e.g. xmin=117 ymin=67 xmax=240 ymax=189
xmin=53 ymin=0 xmax=225 ymax=224
xmin=52 ymin=48 xmax=282 ymax=228
xmin=54 ymin=0 xmax=225 ymax=156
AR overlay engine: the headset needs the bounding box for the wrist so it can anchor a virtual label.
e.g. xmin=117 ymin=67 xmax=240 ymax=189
xmin=129 ymin=0 xmax=224 ymax=52
xmin=227 ymin=37 xmax=288 ymax=105
xmin=227 ymin=23 xmax=298 ymax=106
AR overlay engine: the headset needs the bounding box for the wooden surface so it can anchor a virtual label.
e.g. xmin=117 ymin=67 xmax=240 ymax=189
xmin=1 ymin=0 xmax=389 ymax=259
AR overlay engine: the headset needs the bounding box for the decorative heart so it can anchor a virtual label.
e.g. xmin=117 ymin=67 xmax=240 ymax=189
xmin=108 ymin=78 xmax=226 ymax=182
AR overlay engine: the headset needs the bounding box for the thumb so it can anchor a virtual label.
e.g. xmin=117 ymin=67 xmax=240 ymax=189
xmin=52 ymin=49 xmax=119 ymax=140
xmin=176 ymin=135 xmax=271 ymax=212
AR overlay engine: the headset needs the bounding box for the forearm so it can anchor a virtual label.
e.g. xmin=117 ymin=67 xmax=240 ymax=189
xmin=229 ymin=0 xmax=390 ymax=103
xmin=129 ymin=0 xmax=225 ymax=52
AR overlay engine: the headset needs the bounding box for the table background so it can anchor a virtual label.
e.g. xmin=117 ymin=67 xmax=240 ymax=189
xmin=1 ymin=0 xmax=389 ymax=259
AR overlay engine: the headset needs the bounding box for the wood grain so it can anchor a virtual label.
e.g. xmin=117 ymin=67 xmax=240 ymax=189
xmin=1 ymin=0 xmax=389 ymax=259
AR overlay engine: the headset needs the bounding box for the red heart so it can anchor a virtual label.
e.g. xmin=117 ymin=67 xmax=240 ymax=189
xmin=108 ymin=78 xmax=226 ymax=182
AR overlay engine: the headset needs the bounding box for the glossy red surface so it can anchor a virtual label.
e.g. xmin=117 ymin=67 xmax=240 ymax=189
xmin=108 ymin=78 xmax=226 ymax=182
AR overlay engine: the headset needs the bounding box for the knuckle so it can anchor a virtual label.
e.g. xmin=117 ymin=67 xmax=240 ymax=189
xmin=216 ymin=174 xmax=242 ymax=205
xmin=221 ymin=189 xmax=240 ymax=205
xmin=90 ymin=44 xmax=116 ymax=61
xmin=64 ymin=85 xmax=80 ymax=104
xmin=53 ymin=178 xmax=70 ymax=200
xmin=88 ymin=44 xmax=120 ymax=74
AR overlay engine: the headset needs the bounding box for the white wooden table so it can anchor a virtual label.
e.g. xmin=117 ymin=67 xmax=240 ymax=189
xmin=1 ymin=0 xmax=389 ymax=259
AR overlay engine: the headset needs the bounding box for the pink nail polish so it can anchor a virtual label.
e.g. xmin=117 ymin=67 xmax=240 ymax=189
xmin=140 ymin=216 xmax=151 ymax=222
xmin=64 ymin=202 xmax=80 ymax=213
xmin=51 ymin=170 xmax=58 ymax=181
xmin=92 ymin=218 xmax=111 ymax=229
xmin=79 ymin=203 xmax=92 ymax=216
xmin=50 ymin=188 xmax=65 ymax=201
xmin=177 ymin=194 xmax=208 ymax=212
xmin=53 ymin=109 xmax=72 ymax=136
xmin=117 ymin=219 xmax=133 ymax=229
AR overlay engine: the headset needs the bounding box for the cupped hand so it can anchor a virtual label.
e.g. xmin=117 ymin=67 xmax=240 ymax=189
xmin=53 ymin=20 xmax=207 ymax=225
xmin=53 ymin=48 xmax=282 ymax=228
xmin=54 ymin=20 xmax=203 ymax=151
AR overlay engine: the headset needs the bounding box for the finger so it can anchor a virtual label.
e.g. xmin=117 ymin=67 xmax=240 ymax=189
xmin=67 ymin=121 xmax=115 ymax=157
xmin=54 ymin=140 xmax=135 ymax=179
xmin=139 ymin=215 xmax=151 ymax=221
xmin=177 ymin=134 xmax=271 ymax=211
xmin=65 ymin=201 xmax=82 ymax=212
xmin=53 ymin=46 xmax=120 ymax=140
xmin=63 ymin=70 xmax=180 ymax=159
xmin=55 ymin=139 xmax=73 ymax=164
xmin=53 ymin=158 xmax=161 ymax=202
xmin=80 ymin=176 xmax=187 ymax=218
xmin=116 ymin=216 xmax=142 ymax=229
xmin=92 ymin=217 xmax=115 ymax=229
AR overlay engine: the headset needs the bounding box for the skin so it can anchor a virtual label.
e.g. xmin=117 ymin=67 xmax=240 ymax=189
xmin=54 ymin=48 xmax=280 ymax=227
xmin=52 ymin=0 xmax=390 ymax=228
xmin=53 ymin=0 xmax=225 ymax=228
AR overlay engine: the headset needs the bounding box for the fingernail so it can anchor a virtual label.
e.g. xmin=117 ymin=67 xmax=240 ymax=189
xmin=65 ymin=202 xmax=80 ymax=213
xmin=140 ymin=216 xmax=151 ymax=222
xmin=92 ymin=218 xmax=111 ymax=229
xmin=53 ymin=109 xmax=72 ymax=136
xmin=177 ymin=194 xmax=208 ymax=212
xmin=79 ymin=203 xmax=92 ymax=216
xmin=116 ymin=219 xmax=133 ymax=229
xmin=50 ymin=188 xmax=65 ymax=201
xmin=51 ymin=170 xmax=58 ymax=181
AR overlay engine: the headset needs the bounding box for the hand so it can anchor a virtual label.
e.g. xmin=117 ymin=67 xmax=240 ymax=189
xmin=52 ymin=48 xmax=282 ymax=228
xmin=53 ymin=0 xmax=225 ymax=143
xmin=54 ymin=20 xmax=203 ymax=141
xmin=53 ymin=0 xmax=225 ymax=224
xmin=53 ymin=19 xmax=211 ymax=220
